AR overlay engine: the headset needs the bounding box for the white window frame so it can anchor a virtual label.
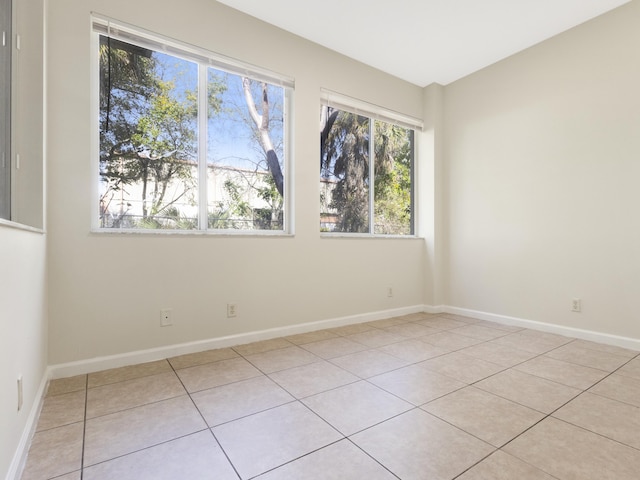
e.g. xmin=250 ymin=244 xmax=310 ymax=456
xmin=91 ymin=15 xmax=294 ymax=235
xmin=320 ymin=89 xmax=422 ymax=238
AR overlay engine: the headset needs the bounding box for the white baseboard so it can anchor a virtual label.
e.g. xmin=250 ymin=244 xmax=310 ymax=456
xmin=5 ymin=370 xmax=50 ymax=480
xmin=48 ymin=304 xmax=425 ymax=379
xmin=444 ymin=306 xmax=640 ymax=351
xmin=48 ymin=303 xmax=640 ymax=380
xmin=424 ymin=304 xmax=445 ymax=314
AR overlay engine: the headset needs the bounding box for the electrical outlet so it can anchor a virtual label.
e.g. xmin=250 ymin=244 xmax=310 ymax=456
xmin=387 ymin=287 xmax=393 ymax=298
xmin=160 ymin=308 xmax=172 ymax=327
xmin=17 ymin=375 xmax=23 ymax=412
xmin=227 ymin=303 xmax=238 ymax=318
xmin=571 ymin=298 xmax=581 ymax=313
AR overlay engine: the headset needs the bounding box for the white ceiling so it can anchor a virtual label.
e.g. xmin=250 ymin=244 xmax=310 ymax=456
xmin=217 ymin=0 xmax=629 ymax=87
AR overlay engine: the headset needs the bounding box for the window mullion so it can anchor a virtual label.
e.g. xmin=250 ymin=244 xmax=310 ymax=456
xmin=409 ymin=130 xmax=415 ymax=235
xmin=198 ymin=64 xmax=208 ymax=230
xmin=369 ymin=119 xmax=375 ymax=234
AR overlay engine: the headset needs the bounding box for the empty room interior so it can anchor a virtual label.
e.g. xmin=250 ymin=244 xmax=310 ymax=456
xmin=2 ymin=0 xmax=640 ymax=479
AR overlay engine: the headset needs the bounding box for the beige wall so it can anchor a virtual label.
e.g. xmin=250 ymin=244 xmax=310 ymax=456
xmin=46 ymin=0 xmax=427 ymax=365
xmin=0 ymin=228 xmax=47 ymax=480
xmin=442 ymin=1 xmax=640 ymax=339
xmin=0 ymin=0 xmax=47 ymax=478
xmin=420 ymin=83 xmax=445 ymax=307
xmin=45 ymin=0 xmax=640 ymax=368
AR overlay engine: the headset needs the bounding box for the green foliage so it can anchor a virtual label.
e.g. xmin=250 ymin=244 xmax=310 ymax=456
xmin=373 ymin=122 xmax=413 ymax=234
xmin=99 ymin=36 xmax=223 ymax=229
xmin=137 ymin=206 xmax=197 ymax=230
xmin=321 ymin=111 xmax=370 ymax=233
xmin=207 ymin=69 xmax=225 ymax=117
xmin=256 ymin=174 xmax=284 ymax=230
xmin=320 ymin=109 xmax=413 ymax=234
xmin=208 ymin=179 xmax=252 ymax=229
xmin=207 ymin=175 xmax=283 ymax=230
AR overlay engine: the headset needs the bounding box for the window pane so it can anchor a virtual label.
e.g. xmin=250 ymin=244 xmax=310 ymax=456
xmin=207 ymin=70 xmax=285 ymax=230
xmin=98 ymin=36 xmax=198 ymax=229
xmin=373 ymin=120 xmax=413 ymax=235
xmin=320 ymin=108 xmax=370 ymax=233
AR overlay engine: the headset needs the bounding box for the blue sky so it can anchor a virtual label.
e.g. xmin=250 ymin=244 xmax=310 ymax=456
xmin=155 ymin=52 xmax=284 ymax=173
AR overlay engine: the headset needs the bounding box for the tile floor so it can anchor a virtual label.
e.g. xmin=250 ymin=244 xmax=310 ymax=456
xmin=20 ymin=313 xmax=640 ymax=480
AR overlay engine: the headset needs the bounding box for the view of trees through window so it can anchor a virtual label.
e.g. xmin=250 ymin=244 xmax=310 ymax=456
xmin=320 ymin=106 xmax=414 ymax=235
xmin=98 ymin=31 xmax=287 ymax=231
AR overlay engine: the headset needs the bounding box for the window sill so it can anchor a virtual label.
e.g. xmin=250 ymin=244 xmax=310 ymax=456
xmin=90 ymin=228 xmax=294 ymax=238
xmin=0 ymin=218 xmax=45 ymax=234
xmin=320 ymin=232 xmax=421 ymax=240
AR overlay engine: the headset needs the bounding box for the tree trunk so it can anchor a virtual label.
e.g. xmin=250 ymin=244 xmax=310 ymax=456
xmin=242 ymin=78 xmax=284 ymax=197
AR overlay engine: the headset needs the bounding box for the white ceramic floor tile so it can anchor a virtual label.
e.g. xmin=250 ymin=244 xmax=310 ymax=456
xmin=83 ymin=431 xmax=238 ymax=480
xmin=192 ymin=375 xmax=294 ymax=426
xmin=329 ymin=349 xmax=409 ymax=378
xmin=86 ymin=371 xmax=185 ymax=418
xmin=588 ymin=373 xmax=640 ymax=407
xmin=369 ymin=363 xmax=466 ymax=405
xmin=553 ymin=392 xmax=640 ymax=449
xmin=301 ymin=337 xmax=369 ymax=359
xmin=36 ymin=390 xmax=86 ymax=432
xmin=379 ymin=338 xmax=450 ymax=363
xmin=420 ymin=351 xmax=505 ymax=384
xmin=458 ymin=341 xmax=537 ymax=367
xmin=616 ymin=356 xmax=640 ymax=381
xmin=475 ymin=368 xmax=581 ymax=413
xmin=302 ymin=381 xmax=413 ymax=435
xmin=449 ymin=324 xmax=509 ymax=340
xmin=212 ymin=402 xmax=342 ymax=479
xmin=176 ymin=357 xmax=263 ymax=393
xmin=88 ymin=360 xmax=172 ymax=388
xmin=351 ymin=409 xmax=494 ymax=480
xmin=244 ymin=345 xmax=320 ymax=374
xmin=422 ymin=386 xmax=544 ymax=447
xmin=257 ymin=440 xmax=396 ymax=480
xmin=20 ymin=423 xmax=84 ymax=480
xmin=84 ymin=395 xmax=206 ymax=466
xmin=268 ymin=360 xmax=359 ymax=398
xmin=168 ymin=348 xmax=239 ymax=370
xmin=505 ymin=417 xmax=640 ymax=480
xmin=457 ymin=450 xmax=555 ymax=480
xmin=545 ymin=343 xmax=631 ymax=372
xmin=514 ymin=355 xmax=608 ymax=390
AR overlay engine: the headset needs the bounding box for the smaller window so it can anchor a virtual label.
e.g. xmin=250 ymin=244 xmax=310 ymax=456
xmin=320 ymin=91 xmax=420 ymax=235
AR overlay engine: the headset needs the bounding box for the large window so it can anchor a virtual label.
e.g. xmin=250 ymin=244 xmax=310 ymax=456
xmin=0 ymin=0 xmax=11 ymax=220
xmin=320 ymin=92 xmax=420 ymax=235
xmin=95 ymin=18 xmax=292 ymax=232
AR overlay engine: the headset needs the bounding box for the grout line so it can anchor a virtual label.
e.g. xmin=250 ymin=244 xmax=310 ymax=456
xmin=245 ymin=438 xmax=348 ymax=479
xmin=345 ymin=437 xmax=403 ymax=480
xmin=79 ymin=375 xmax=89 ymax=480
xmin=78 ymin=429 xmax=211 ymax=471
xmin=168 ymin=358 xmax=244 ymax=480
xmin=85 ymin=358 xmax=174 ymax=389
xmin=454 ymin=348 xmax=640 ymax=478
